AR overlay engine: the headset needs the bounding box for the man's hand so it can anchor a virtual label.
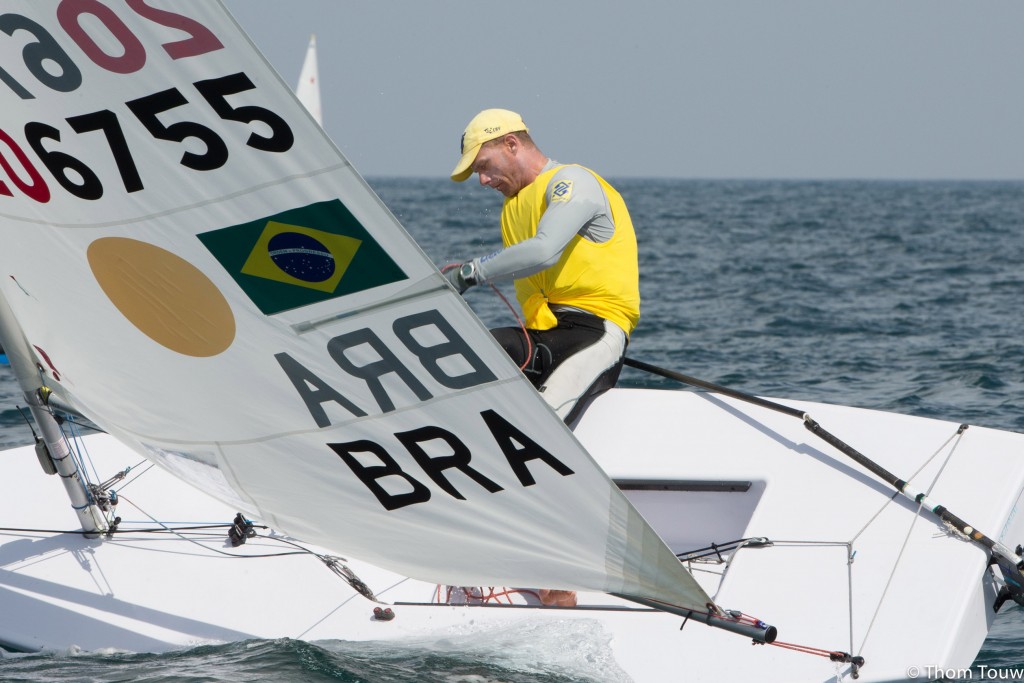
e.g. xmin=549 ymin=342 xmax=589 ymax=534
xmin=444 ymin=262 xmax=477 ymax=294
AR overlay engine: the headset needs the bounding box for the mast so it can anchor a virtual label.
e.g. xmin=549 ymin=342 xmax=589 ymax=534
xmin=0 ymin=291 xmax=107 ymax=536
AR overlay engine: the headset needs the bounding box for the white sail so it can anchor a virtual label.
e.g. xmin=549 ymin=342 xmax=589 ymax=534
xmin=295 ymin=34 xmax=322 ymax=126
xmin=0 ymin=1 xmax=709 ymax=614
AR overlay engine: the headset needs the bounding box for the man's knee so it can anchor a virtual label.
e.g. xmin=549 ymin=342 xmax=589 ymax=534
xmin=561 ymin=358 xmax=624 ymax=425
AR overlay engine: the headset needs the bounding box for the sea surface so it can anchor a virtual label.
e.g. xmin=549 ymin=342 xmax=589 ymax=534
xmin=2 ymin=178 xmax=1024 ymax=681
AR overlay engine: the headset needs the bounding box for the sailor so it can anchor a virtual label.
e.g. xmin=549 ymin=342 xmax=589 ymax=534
xmin=446 ymin=109 xmax=641 ymax=427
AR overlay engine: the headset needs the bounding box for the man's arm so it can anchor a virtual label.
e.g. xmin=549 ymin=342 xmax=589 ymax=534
xmin=471 ymin=165 xmax=612 ymax=283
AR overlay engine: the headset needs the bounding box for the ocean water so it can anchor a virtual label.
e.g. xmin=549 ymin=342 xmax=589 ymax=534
xmin=2 ymin=178 xmax=1024 ymax=680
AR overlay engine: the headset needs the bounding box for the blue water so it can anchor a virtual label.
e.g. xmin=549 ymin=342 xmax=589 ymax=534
xmin=2 ymin=178 xmax=1023 ymax=680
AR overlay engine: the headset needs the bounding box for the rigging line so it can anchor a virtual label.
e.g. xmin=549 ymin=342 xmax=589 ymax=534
xmin=856 ymin=426 xmax=967 ymax=655
xmin=15 ymin=405 xmax=38 ymax=440
xmin=64 ymin=417 xmax=101 ymax=486
xmin=622 ymin=357 xmax=1024 ymax=580
xmin=0 ymin=523 xmax=252 ymax=535
xmin=115 ymin=495 xmax=306 ymax=559
xmin=53 ymin=417 xmax=105 ymax=434
xmin=846 ymin=539 xmax=855 ymax=667
xmin=50 ymin=413 xmax=107 ymax=511
xmin=249 ymin=532 xmax=345 ymax=561
xmin=42 ymin=402 xmax=97 ymax=492
xmin=856 ymin=490 xmax=927 ymax=656
xmin=624 ymin=357 xmax=805 ymax=418
xmin=372 ymin=576 xmax=410 ymax=599
xmin=721 ymin=611 xmax=864 ymax=671
xmin=675 ymin=536 xmax=772 ymax=562
xmin=759 ymin=539 xmax=852 ymax=547
xmin=684 ymin=564 xmax=728 ymax=578
xmin=115 ymin=461 xmax=157 ymax=493
xmin=682 ymin=538 xmax=768 ymax=604
xmin=294 ymin=577 xmax=413 ymax=641
xmin=244 ymin=531 xmax=379 ymax=602
xmin=848 ymin=426 xmax=965 ymax=546
xmin=714 ymin=537 xmax=858 ymax=641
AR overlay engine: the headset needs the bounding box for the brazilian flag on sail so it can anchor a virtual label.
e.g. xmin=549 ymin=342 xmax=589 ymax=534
xmin=198 ymin=199 xmax=406 ymax=315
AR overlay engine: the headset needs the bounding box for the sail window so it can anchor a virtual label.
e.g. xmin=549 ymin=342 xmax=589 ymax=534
xmin=616 ymin=479 xmax=765 ymax=556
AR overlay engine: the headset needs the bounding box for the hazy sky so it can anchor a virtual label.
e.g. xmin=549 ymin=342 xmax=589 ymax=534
xmin=224 ymin=1 xmax=1024 ymax=180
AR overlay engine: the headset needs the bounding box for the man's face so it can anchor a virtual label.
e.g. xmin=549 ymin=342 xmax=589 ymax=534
xmin=471 ymin=137 xmax=521 ymax=198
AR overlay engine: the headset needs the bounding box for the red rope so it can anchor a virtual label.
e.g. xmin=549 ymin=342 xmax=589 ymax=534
xmin=647 ymin=601 xmax=857 ymax=663
xmin=770 ymin=640 xmax=848 ymax=658
xmin=731 ymin=612 xmax=855 ymax=662
xmin=441 ymin=263 xmax=533 ymax=371
xmin=436 ymin=585 xmax=543 ymax=605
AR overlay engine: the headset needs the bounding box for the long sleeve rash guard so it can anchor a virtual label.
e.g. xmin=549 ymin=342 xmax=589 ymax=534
xmin=471 ymin=161 xmax=615 ymax=284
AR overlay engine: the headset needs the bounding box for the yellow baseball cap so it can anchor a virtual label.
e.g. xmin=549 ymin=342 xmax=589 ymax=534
xmin=450 ymin=109 xmax=528 ymax=182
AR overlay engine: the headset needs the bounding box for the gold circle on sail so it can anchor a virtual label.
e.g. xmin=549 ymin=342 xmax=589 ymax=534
xmin=87 ymin=237 xmax=235 ymax=357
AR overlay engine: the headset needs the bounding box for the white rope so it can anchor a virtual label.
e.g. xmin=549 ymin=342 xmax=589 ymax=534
xmin=855 ymin=426 xmax=968 ymax=654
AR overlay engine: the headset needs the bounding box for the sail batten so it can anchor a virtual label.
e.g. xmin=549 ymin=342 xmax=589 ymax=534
xmin=0 ymin=1 xmax=712 ymax=613
xmin=290 ymin=283 xmax=454 ymax=333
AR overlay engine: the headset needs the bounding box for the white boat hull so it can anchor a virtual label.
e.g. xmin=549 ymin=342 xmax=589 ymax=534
xmin=2 ymin=387 xmax=1022 ymax=682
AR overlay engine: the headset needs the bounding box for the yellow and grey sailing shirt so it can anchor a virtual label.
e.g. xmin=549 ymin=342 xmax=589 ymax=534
xmin=471 ymin=160 xmax=640 ymax=335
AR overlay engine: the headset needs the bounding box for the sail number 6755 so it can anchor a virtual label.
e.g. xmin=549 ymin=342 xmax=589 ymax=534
xmin=4 ymin=72 xmax=294 ymax=202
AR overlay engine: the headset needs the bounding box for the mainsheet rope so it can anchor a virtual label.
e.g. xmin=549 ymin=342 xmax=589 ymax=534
xmin=441 ymin=264 xmax=532 ymax=371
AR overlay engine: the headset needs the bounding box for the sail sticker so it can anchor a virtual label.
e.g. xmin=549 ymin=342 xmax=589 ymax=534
xmin=88 ymin=237 xmax=236 ymax=357
xmin=198 ymin=199 xmax=407 ymax=315
xmin=242 ymin=222 xmax=359 ymax=292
